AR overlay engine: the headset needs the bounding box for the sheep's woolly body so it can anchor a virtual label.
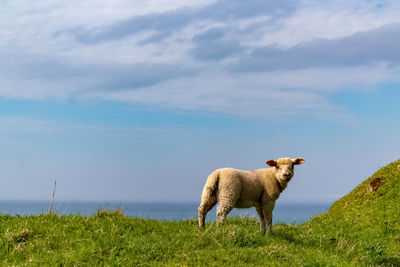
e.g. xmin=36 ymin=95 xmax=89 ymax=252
xmin=201 ymin=167 xmax=281 ymax=209
xmin=198 ymin=157 xmax=304 ymax=234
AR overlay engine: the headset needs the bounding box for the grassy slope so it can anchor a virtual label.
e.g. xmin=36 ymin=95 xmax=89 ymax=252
xmin=303 ymin=158 xmax=400 ymax=265
xmin=0 ymin=159 xmax=399 ymax=266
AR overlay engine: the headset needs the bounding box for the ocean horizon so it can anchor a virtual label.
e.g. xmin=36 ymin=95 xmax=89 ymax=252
xmin=0 ymin=200 xmax=331 ymax=224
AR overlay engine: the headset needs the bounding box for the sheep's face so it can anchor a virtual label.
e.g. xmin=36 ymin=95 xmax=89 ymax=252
xmin=266 ymin=157 xmax=305 ymax=184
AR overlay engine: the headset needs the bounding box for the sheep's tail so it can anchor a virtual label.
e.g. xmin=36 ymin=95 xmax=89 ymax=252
xmin=201 ymin=172 xmax=219 ymax=202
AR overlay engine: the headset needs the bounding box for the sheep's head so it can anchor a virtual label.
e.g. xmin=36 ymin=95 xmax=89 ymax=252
xmin=266 ymin=157 xmax=305 ymax=184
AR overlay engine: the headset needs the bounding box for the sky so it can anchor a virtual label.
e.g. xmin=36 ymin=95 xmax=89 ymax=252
xmin=0 ymin=0 xmax=399 ymax=203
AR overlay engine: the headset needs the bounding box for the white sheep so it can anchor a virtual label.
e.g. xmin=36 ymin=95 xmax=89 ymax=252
xmin=198 ymin=157 xmax=305 ymax=234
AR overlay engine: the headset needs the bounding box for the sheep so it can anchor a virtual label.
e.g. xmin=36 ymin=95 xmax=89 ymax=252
xmin=198 ymin=157 xmax=305 ymax=234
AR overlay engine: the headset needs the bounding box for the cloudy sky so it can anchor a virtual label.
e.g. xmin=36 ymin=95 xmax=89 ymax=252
xmin=0 ymin=0 xmax=399 ymax=203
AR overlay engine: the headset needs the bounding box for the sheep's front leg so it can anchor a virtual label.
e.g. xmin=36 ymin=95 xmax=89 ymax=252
xmin=256 ymin=206 xmax=266 ymax=234
xmin=262 ymin=202 xmax=275 ymax=234
xmin=265 ymin=211 xmax=273 ymax=234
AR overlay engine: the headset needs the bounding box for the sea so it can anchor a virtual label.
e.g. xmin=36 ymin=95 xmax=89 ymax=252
xmin=0 ymin=200 xmax=331 ymax=224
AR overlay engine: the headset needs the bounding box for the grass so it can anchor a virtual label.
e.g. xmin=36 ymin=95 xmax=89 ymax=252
xmin=0 ymin=159 xmax=399 ymax=266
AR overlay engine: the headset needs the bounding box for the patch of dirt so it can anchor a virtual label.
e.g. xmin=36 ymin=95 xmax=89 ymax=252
xmin=368 ymin=177 xmax=384 ymax=193
xmin=6 ymin=229 xmax=33 ymax=244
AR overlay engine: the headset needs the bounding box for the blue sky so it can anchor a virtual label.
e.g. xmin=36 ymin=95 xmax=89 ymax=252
xmin=0 ymin=0 xmax=399 ymax=202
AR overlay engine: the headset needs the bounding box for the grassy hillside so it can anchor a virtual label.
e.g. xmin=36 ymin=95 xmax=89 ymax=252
xmin=304 ymin=158 xmax=400 ymax=265
xmin=0 ymin=159 xmax=399 ymax=266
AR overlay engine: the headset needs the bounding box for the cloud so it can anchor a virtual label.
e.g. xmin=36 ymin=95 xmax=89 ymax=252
xmin=190 ymin=27 xmax=244 ymax=61
xmin=85 ymin=63 xmax=398 ymax=117
xmin=0 ymin=51 xmax=195 ymax=99
xmin=73 ymin=9 xmax=194 ymax=44
xmin=1 ymin=0 xmax=400 ymax=117
xmin=232 ymin=23 xmax=400 ymax=72
xmin=70 ymin=0 xmax=297 ymax=44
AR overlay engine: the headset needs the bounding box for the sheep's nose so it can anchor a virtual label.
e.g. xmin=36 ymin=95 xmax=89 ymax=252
xmin=283 ymin=174 xmax=291 ymax=180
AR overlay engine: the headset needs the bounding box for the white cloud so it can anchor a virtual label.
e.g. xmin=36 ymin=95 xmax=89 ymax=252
xmin=261 ymin=0 xmax=400 ymax=47
xmin=1 ymin=0 xmax=400 ymax=117
xmin=85 ymin=63 xmax=399 ymax=117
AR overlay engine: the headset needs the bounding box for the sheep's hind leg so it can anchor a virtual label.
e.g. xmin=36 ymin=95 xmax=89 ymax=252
xmin=198 ymin=200 xmax=217 ymax=229
xmin=216 ymin=204 xmax=233 ymax=224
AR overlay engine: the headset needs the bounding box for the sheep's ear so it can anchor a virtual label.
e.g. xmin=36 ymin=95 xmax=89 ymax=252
xmin=292 ymin=158 xmax=305 ymax=165
xmin=266 ymin=160 xmax=278 ymax=167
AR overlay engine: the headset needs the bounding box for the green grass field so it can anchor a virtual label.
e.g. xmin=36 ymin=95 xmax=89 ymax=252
xmin=1 ymin=159 xmax=399 ymax=266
